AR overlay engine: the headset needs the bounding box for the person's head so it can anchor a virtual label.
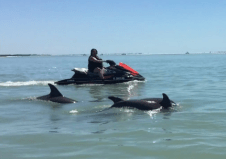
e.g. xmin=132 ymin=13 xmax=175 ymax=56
xmin=91 ymin=48 xmax=98 ymax=56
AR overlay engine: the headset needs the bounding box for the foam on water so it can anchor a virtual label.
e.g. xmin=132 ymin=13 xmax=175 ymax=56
xmin=0 ymin=81 xmax=55 ymax=87
xmin=120 ymin=108 xmax=135 ymax=113
xmin=69 ymin=109 xmax=78 ymax=113
xmin=146 ymin=107 xmax=162 ymax=118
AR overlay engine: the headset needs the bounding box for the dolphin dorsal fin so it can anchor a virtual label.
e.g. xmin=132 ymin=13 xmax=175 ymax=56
xmin=160 ymin=93 xmax=172 ymax=108
xmin=108 ymin=96 xmax=124 ymax=103
xmin=48 ymin=84 xmax=63 ymax=97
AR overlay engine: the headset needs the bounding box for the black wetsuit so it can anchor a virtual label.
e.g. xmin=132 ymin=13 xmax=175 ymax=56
xmin=88 ymin=55 xmax=103 ymax=72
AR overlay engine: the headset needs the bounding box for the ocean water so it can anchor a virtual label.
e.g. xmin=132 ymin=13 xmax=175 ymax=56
xmin=0 ymin=54 xmax=226 ymax=159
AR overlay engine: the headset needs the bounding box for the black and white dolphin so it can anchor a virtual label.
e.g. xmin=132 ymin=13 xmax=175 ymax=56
xmin=37 ymin=84 xmax=77 ymax=103
xmin=108 ymin=93 xmax=175 ymax=111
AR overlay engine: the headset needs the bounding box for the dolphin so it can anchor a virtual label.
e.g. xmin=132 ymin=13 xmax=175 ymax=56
xmin=108 ymin=93 xmax=175 ymax=111
xmin=37 ymin=84 xmax=77 ymax=103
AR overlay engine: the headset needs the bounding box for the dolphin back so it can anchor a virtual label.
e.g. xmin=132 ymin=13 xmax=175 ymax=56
xmin=108 ymin=93 xmax=175 ymax=111
xmin=49 ymin=96 xmax=76 ymax=103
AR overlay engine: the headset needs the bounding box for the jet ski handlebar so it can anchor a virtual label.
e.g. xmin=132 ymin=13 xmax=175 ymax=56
xmin=105 ymin=60 xmax=116 ymax=66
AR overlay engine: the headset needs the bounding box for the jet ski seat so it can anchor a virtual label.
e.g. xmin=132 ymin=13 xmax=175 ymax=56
xmin=87 ymin=71 xmax=99 ymax=77
xmin=72 ymin=68 xmax=88 ymax=75
xmin=71 ymin=68 xmax=100 ymax=77
xmin=71 ymin=67 xmax=115 ymax=78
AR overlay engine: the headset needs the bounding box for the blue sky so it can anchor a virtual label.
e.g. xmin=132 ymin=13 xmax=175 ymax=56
xmin=1 ymin=0 xmax=226 ymax=55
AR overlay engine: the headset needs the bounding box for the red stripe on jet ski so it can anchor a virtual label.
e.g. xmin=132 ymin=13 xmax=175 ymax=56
xmin=119 ymin=62 xmax=139 ymax=76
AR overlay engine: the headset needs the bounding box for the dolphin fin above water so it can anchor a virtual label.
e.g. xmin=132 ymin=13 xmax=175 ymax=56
xmin=48 ymin=83 xmax=63 ymax=97
xmin=37 ymin=84 xmax=77 ymax=104
xmin=108 ymin=96 xmax=124 ymax=103
xmin=159 ymin=93 xmax=173 ymax=109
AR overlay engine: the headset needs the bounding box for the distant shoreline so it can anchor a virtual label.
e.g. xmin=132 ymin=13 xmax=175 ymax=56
xmin=0 ymin=54 xmax=51 ymax=57
xmin=0 ymin=52 xmax=225 ymax=57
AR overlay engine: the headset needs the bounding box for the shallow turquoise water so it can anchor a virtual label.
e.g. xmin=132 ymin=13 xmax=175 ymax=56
xmin=0 ymin=54 xmax=226 ymax=159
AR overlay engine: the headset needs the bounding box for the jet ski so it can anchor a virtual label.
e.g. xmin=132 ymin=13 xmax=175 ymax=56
xmin=55 ymin=60 xmax=145 ymax=85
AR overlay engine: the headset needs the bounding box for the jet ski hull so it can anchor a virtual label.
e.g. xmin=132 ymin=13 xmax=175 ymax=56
xmin=55 ymin=75 xmax=145 ymax=85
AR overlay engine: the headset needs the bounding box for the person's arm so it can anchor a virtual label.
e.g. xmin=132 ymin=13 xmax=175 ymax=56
xmin=89 ymin=56 xmax=105 ymax=63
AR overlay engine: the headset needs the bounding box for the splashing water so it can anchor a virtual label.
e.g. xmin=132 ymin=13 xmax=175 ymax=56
xmin=0 ymin=81 xmax=55 ymax=87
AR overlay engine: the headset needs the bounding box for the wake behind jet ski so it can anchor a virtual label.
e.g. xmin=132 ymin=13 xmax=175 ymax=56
xmin=55 ymin=60 xmax=145 ymax=85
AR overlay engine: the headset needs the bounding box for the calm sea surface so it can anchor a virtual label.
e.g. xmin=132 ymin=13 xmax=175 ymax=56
xmin=0 ymin=54 xmax=226 ymax=159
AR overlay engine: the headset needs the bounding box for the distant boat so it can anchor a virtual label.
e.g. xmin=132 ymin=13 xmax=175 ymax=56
xmin=185 ymin=52 xmax=189 ymax=54
xmin=122 ymin=53 xmax=126 ymax=55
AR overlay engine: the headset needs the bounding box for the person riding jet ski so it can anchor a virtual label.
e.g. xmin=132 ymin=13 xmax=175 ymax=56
xmin=54 ymin=49 xmax=145 ymax=85
xmin=88 ymin=48 xmax=107 ymax=79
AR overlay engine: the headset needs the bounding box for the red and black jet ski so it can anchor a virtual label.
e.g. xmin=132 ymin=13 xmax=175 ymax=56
xmin=55 ymin=60 xmax=145 ymax=85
